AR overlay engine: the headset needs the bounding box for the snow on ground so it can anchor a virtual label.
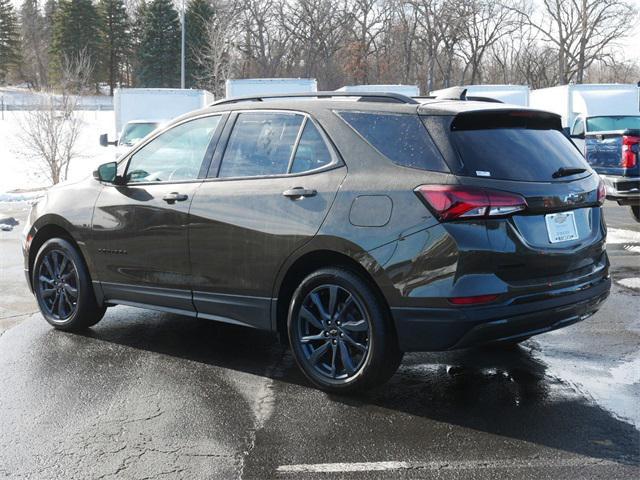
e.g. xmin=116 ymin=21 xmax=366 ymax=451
xmin=0 ymin=110 xmax=116 ymax=195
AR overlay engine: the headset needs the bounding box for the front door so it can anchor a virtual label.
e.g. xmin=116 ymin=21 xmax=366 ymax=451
xmin=189 ymin=111 xmax=347 ymax=329
xmin=92 ymin=114 xmax=224 ymax=313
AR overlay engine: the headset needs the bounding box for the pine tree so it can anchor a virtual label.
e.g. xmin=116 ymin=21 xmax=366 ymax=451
xmin=129 ymin=0 xmax=148 ymax=87
xmin=0 ymin=0 xmax=20 ymax=84
xmin=136 ymin=0 xmax=180 ymax=87
xmin=185 ymin=0 xmax=214 ymax=88
xmin=50 ymin=0 xmax=101 ymax=86
xmin=98 ymin=0 xmax=130 ymax=95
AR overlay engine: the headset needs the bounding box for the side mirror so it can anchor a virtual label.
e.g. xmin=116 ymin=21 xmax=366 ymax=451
xmin=571 ymin=132 xmax=585 ymax=140
xmin=99 ymin=133 xmax=118 ymax=147
xmin=93 ymin=162 xmax=118 ymax=183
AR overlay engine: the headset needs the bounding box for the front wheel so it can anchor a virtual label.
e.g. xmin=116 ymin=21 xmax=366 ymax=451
xmin=33 ymin=238 xmax=106 ymax=331
xmin=631 ymin=205 xmax=640 ymax=223
xmin=287 ymin=268 xmax=403 ymax=393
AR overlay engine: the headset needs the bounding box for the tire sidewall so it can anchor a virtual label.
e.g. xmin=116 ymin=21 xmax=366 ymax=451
xmin=287 ymin=268 xmax=387 ymax=392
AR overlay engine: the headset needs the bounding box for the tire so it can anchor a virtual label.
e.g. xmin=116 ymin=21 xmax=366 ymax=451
xmin=631 ymin=205 xmax=640 ymax=223
xmin=33 ymin=238 xmax=106 ymax=331
xmin=287 ymin=267 xmax=403 ymax=393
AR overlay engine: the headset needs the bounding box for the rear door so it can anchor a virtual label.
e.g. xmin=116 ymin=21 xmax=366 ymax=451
xmin=92 ymin=114 xmax=224 ymax=312
xmin=189 ymin=110 xmax=346 ymax=329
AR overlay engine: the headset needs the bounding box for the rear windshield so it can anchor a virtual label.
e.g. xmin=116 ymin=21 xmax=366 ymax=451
xmin=337 ymin=111 xmax=448 ymax=172
xmin=449 ymin=112 xmax=589 ymax=182
xmin=586 ymin=116 xmax=640 ymax=132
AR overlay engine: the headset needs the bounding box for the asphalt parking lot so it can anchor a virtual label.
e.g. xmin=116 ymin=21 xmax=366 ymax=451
xmin=0 ymin=202 xmax=639 ymax=479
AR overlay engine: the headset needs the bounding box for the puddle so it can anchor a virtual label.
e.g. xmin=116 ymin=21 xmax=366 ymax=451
xmin=535 ymin=349 xmax=640 ymax=429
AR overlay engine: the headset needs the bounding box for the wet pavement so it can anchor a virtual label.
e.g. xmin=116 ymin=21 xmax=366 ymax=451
xmin=0 ymin=202 xmax=639 ymax=479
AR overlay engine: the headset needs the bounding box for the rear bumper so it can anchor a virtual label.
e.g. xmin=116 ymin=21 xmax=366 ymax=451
xmin=600 ymin=174 xmax=640 ymax=205
xmin=391 ymin=275 xmax=611 ymax=352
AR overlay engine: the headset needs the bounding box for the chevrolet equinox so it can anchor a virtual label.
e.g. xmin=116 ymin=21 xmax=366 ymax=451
xmin=23 ymin=91 xmax=611 ymax=392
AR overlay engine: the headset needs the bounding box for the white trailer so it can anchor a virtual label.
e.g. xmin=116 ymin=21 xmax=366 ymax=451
xmin=430 ymin=85 xmax=530 ymax=106
xmin=113 ymin=88 xmax=214 ymax=135
xmin=529 ymin=83 xmax=640 ymax=129
xmin=100 ymin=88 xmax=214 ymax=156
xmin=225 ymin=78 xmax=317 ymax=99
xmin=335 ymin=84 xmax=420 ymax=97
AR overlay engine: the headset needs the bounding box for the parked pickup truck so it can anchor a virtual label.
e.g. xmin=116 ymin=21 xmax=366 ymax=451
xmin=577 ymin=119 xmax=640 ymax=221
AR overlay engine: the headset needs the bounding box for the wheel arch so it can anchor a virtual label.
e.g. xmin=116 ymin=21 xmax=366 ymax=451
xmin=273 ymin=248 xmax=393 ymax=340
xmin=27 ymin=219 xmax=88 ymax=291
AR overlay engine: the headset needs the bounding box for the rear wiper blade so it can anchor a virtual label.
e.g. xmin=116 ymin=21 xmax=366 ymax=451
xmin=552 ymin=167 xmax=587 ymax=178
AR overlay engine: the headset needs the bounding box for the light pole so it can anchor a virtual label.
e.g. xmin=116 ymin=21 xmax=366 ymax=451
xmin=180 ymin=0 xmax=186 ymax=89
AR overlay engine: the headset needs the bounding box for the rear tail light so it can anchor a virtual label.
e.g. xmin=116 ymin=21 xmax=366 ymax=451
xmin=597 ymin=178 xmax=606 ymax=204
xmin=449 ymin=294 xmax=499 ymax=305
xmin=622 ymin=135 xmax=639 ymax=169
xmin=415 ymin=185 xmax=527 ymax=221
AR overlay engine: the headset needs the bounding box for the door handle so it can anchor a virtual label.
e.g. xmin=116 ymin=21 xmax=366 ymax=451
xmin=282 ymin=187 xmax=317 ymax=199
xmin=163 ymin=192 xmax=189 ymax=204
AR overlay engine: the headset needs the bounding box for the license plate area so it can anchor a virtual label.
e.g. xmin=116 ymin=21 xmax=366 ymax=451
xmin=545 ymin=211 xmax=579 ymax=243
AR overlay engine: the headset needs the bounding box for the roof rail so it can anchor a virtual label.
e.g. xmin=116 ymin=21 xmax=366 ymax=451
xmin=210 ymin=91 xmax=419 ymax=106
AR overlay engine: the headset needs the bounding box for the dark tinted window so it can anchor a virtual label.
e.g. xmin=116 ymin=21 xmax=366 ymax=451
xmin=290 ymin=121 xmax=334 ymax=173
xmin=337 ymin=111 xmax=447 ymax=171
xmin=126 ymin=116 xmax=220 ymax=183
xmin=219 ymin=112 xmax=303 ymax=178
xmin=451 ymin=128 xmax=589 ymax=182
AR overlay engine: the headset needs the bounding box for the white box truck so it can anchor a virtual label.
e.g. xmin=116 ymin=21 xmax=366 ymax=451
xmin=530 ymin=83 xmax=640 ymax=220
xmin=430 ymin=85 xmax=530 ymax=106
xmin=335 ymin=84 xmax=420 ymax=97
xmin=225 ymin=78 xmax=317 ymax=99
xmin=100 ymin=88 xmax=214 ymax=156
xmin=529 ymin=83 xmax=639 ymax=130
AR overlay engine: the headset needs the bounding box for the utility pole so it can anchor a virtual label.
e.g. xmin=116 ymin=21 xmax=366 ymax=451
xmin=180 ymin=0 xmax=186 ymax=89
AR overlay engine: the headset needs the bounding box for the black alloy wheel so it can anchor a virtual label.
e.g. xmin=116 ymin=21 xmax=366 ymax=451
xmin=37 ymin=249 xmax=79 ymax=322
xmin=288 ymin=268 xmax=403 ymax=393
xmin=33 ymin=238 xmax=106 ymax=331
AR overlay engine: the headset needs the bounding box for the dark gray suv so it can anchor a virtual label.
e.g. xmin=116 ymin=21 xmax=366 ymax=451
xmin=23 ymin=92 xmax=611 ymax=392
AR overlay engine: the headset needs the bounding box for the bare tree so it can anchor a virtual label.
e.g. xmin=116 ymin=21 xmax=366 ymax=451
xmin=457 ymin=0 xmax=522 ymax=84
xmin=193 ymin=5 xmax=238 ymax=97
xmin=511 ymin=0 xmax=638 ymax=84
xmin=279 ymin=0 xmax=350 ymax=88
xmin=17 ymin=50 xmax=94 ymax=185
xmin=236 ymin=0 xmax=293 ymax=77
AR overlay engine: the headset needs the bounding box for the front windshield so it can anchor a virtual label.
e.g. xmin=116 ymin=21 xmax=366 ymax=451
xmin=586 ymin=116 xmax=640 ymax=132
xmin=120 ymin=123 xmax=159 ymax=146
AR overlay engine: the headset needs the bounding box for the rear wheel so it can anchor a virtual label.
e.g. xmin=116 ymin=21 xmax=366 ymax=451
xmin=288 ymin=268 xmax=403 ymax=393
xmin=33 ymin=238 xmax=106 ymax=331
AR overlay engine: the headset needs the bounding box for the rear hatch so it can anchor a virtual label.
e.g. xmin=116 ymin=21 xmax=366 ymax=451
xmin=419 ymin=108 xmax=606 ymax=286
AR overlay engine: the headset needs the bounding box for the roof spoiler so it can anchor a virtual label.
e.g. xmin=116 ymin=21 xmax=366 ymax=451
xmin=433 ymin=87 xmax=468 ymax=100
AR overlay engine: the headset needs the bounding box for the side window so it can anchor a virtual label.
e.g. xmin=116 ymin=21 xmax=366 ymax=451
xmin=572 ymin=117 xmax=585 ymax=136
xmin=290 ymin=121 xmax=334 ymax=173
xmin=337 ymin=111 xmax=448 ymax=172
xmin=219 ymin=112 xmax=304 ymax=178
xmin=126 ymin=115 xmax=221 ymax=183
